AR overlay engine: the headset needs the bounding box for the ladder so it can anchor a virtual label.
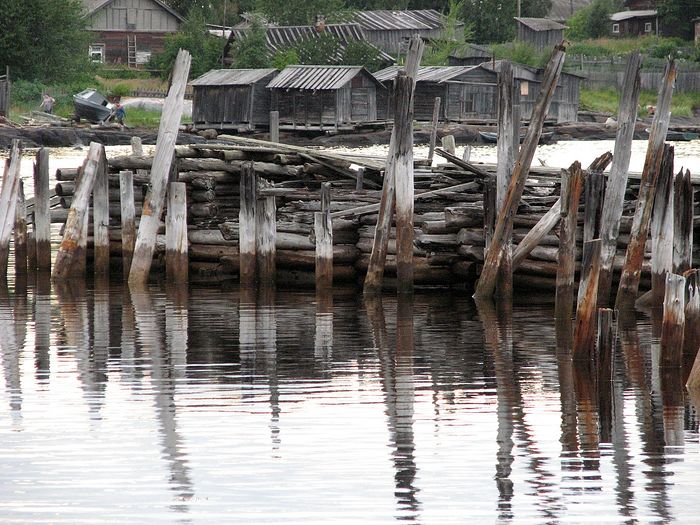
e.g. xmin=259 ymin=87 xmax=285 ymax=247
xmin=127 ymin=34 xmax=137 ymax=68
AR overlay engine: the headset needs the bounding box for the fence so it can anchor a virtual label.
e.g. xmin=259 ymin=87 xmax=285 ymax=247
xmin=130 ymin=87 xmax=193 ymax=100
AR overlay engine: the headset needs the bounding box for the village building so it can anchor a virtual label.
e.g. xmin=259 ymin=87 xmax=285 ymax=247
xmin=447 ymin=43 xmax=491 ymax=66
xmin=190 ymin=69 xmax=279 ymax=131
xmin=547 ymin=0 xmax=593 ymax=23
xmin=266 ymin=65 xmax=385 ymax=130
xmin=515 ymin=17 xmax=567 ymax=51
xmin=82 ymin=0 xmax=184 ymax=67
xmin=609 ymin=9 xmax=659 ymax=37
xmin=352 ymin=9 xmax=464 ymax=56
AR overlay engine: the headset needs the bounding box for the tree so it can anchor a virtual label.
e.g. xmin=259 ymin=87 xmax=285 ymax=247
xmin=149 ymin=11 xmax=223 ymax=79
xmin=658 ymin=0 xmax=700 ymax=40
xmin=462 ymin=0 xmax=552 ymax=43
xmin=340 ymin=41 xmax=383 ymax=71
xmin=294 ymin=33 xmax=342 ymax=64
xmin=422 ymin=0 xmax=473 ymax=65
xmin=0 ymin=0 xmax=91 ymax=82
xmin=230 ymin=18 xmax=273 ymax=68
xmin=252 ymin=0 xmax=345 ymax=25
xmin=566 ymin=0 xmax=619 ymax=40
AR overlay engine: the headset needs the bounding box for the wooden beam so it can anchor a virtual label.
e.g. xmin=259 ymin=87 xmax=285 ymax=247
xmin=427 ymin=97 xmax=441 ymax=165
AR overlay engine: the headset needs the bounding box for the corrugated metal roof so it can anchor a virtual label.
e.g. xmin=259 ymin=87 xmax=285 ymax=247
xmin=374 ymin=65 xmax=480 ymax=83
xmin=610 ymin=9 xmax=657 ymax=21
xmin=548 ymin=0 xmax=592 ymax=21
xmin=353 ymin=9 xmax=447 ymax=31
xmin=448 ymin=43 xmax=491 ymax=60
xmin=190 ymin=69 xmax=278 ymax=86
xmin=82 ymin=0 xmax=184 ymax=20
xmin=231 ymin=23 xmax=394 ymax=63
xmin=267 ymin=66 xmax=380 ymax=91
xmin=515 ymin=17 xmax=567 ymax=31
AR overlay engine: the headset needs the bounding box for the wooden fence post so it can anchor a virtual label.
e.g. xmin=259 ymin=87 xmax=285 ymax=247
xmin=52 ymin=142 xmax=103 ymax=280
xmin=93 ymin=144 xmax=110 ymax=277
xmin=0 ymin=139 xmax=22 ymax=280
xmin=166 ymin=182 xmax=188 ymax=283
xmin=120 ymin=170 xmax=136 ymax=279
xmin=270 ymin=110 xmax=280 ymax=143
xmin=597 ymin=51 xmax=642 ymax=305
xmin=660 ymin=273 xmax=685 ymax=369
xmin=14 ymin=180 xmax=27 ymax=276
xmin=573 ymin=238 xmax=602 ymax=361
xmin=33 ymin=147 xmax=51 ymax=272
xmin=315 ymin=183 xmax=333 ymax=290
xmin=555 ymin=163 xmax=583 ymax=320
xmin=256 ymin=179 xmax=276 ymax=286
xmin=128 ymin=49 xmax=191 ymax=287
xmin=427 ymin=97 xmax=441 ymax=165
xmin=239 ymin=161 xmax=257 ymax=287
xmin=474 ymin=43 xmax=567 ymax=300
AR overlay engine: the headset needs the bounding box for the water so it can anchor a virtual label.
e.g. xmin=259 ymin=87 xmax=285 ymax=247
xmin=1 ymin=141 xmax=699 ymax=523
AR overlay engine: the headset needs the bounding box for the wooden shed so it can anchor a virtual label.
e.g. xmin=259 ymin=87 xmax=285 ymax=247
xmin=82 ymin=0 xmax=184 ymax=67
xmin=267 ymin=66 xmax=385 ymax=131
xmin=515 ymin=17 xmax=566 ymax=51
xmin=190 ymin=69 xmax=278 ymax=131
xmin=448 ymin=44 xmax=492 ymax=66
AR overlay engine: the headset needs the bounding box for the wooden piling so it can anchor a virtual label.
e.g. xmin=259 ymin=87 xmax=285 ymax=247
xmin=52 ymin=142 xmax=103 ymax=280
xmin=0 ymin=140 xmax=22 ymax=280
xmin=355 ymin=167 xmax=364 ymax=191
xmin=33 ymin=148 xmax=51 ymax=272
xmin=597 ymin=52 xmax=642 ymax=305
xmin=615 ymin=59 xmax=676 ymax=308
xmin=578 ymin=170 xmax=605 ymax=305
xmin=119 ymin=171 xmax=136 ymax=279
xmin=270 ymin=110 xmax=280 ymax=143
xmin=427 ymin=97 xmax=441 ymax=165
xmin=315 ymin=183 xmax=333 ymax=290
xmin=483 ymin=177 xmax=496 ymax=255
xmin=131 ymin=136 xmax=144 ymax=156
xmin=441 ymin=135 xmax=456 ymax=156
xmin=166 ymin=182 xmax=188 ymax=283
xmin=660 ymin=273 xmax=685 ymax=368
xmin=683 ymin=269 xmax=700 ymax=358
xmin=93 ymin=144 xmax=110 ymax=277
xmin=650 ymin=153 xmax=674 ymax=306
xmin=239 ymin=161 xmax=257 ymax=287
xmin=256 ymin=180 xmax=276 ymax=286
xmin=616 ymin=144 xmax=673 ymax=308
xmin=13 ymin=180 xmax=27 ymax=276
xmin=474 ymin=43 xmax=567 ymax=300
xmin=555 ymin=162 xmax=583 ymax=320
xmin=128 ymin=49 xmax=191 ymax=287
xmin=688 ymin=347 xmax=700 ymax=389
xmin=672 ymin=169 xmax=692 ymax=275
xmin=573 ymin=238 xmax=602 ymax=361
xmin=596 ymin=307 xmax=614 ymax=443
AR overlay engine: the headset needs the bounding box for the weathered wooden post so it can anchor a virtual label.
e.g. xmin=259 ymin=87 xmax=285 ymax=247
xmin=596 ymin=307 xmax=614 ymax=442
xmin=119 ymin=170 xmax=136 ymax=279
xmin=13 ymin=180 xmax=27 ymax=276
xmin=555 ymin=163 xmax=583 ymax=320
xmin=0 ymin=140 xmax=22 ymax=279
xmin=496 ymin=61 xmax=515 ymax=299
xmin=256 ymin=179 xmax=276 ymax=286
xmin=441 ymin=135 xmax=456 ymax=156
xmin=597 ymin=52 xmax=642 ymax=305
xmin=672 ymin=169 xmax=692 ymax=275
xmin=578 ymin=170 xmax=605 ymax=303
xmin=53 ymin=142 xmax=103 ymax=280
xmin=364 ymin=36 xmax=424 ymax=295
xmin=573 ymin=238 xmax=602 ymax=361
xmin=483 ymin=177 xmax=496 ymax=254
xmin=93 ymin=145 xmax=110 ymax=277
xmin=427 ymin=97 xmax=441 ymax=165
xmin=239 ymin=161 xmax=257 ymax=287
xmin=474 ymin=43 xmax=567 ymax=300
xmin=131 ymin=136 xmax=144 ymax=156
xmin=165 ymin=182 xmax=188 ymax=283
xmin=355 ymin=167 xmax=364 ymax=191
xmin=27 ymin=231 xmax=36 ymax=272
xmin=615 ymin=59 xmax=676 ymax=308
xmin=315 ymin=182 xmax=333 ymax=290
xmin=128 ymin=49 xmax=191 ymax=287
xmin=270 ymin=110 xmax=280 ymax=143
xmin=688 ymin=350 xmax=700 ymax=389
xmin=33 ymin=148 xmax=51 ymax=272
xmin=661 ymin=273 xmax=685 ymax=369
xmin=683 ymin=269 xmax=700 ymax=358
xmin=616 ymin=143 xmax=674 ymax=308
xmin=461 ymin=144 xmax=471 ymax=162
xmin=651 ymin=152 xmax=675 ymax=308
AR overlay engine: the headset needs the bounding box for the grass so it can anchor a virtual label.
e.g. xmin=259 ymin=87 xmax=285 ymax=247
xmin=567 ymin=36 xmax=696 ymax=62
xmin=580 ymin=88 xmax=700 ymax=117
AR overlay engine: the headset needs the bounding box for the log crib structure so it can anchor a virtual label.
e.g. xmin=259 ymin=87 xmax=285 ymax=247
xmin=1 ymin=43 xmax=700 ymax=388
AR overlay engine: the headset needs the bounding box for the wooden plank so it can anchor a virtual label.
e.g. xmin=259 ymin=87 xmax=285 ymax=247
xmin=166 ymin=182 xmax=188 ymax=283
xmin=573 ymin=238 xmax=602 ymax=361
xmin=33 ymin=148 xmax=51 ymax=272
xmin=555 ymin=163 xmax=583 ymax=321
xmin=239 ymin=161 xmax=256 ymax=287
xmin=315 ymin=183 xmax=333 ymax=290
xmin=672 ymin=169 xmax=693 ymax=274
xmin=577 ymin=170 xmax=606 ymax=306
xmin=0 ymin=140 xmax=22 ymax=279
xmin=660 ymin=273 xmax=685 ymax=368
xmin=128 ymin=49 xmax=191 ymax=287
xmin=119 ymin=170 xmax=136 ymax=279
xmin=650 ymin=153 xmax=674 ymax=306
xmin=256 ymin=179 xmax=276 ymax=285
xmin=93 ymin=145 xmax=110 ymax=277
xmin=427 ymin=97 xmax=441 ymax=165
xmin=270 ymin=110 xmax=279 ymax=143
xmin=13 ymin=180 xmax=27 ymax=276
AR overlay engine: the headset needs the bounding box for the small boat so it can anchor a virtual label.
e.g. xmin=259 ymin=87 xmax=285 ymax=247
xmin=479 ymin=130 xmax=554 ymax=144
xmin=73 ymin=89 xmax=114 ymax=123
xmin=645 ymin=128 xmax=699 ymax=142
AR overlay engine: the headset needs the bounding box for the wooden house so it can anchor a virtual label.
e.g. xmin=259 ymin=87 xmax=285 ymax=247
xmin=190 ymin=69 xmax=278 ymax=131
xmin=82 ymin=0 xmax=184 ymax=67
xmin=515 ymin=17 xmax=566 ymax=51
xmin=266 ymin=66 xmax=385 ymax=130
xmin=609 ymin=9 xmax=659 ymax=37
xmin=447 ymin=44 xmax=492 ymax=66
xmin=353 ymin=9 xmax=464 ymax=56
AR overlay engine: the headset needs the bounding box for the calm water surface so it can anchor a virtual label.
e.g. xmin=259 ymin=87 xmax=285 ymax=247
xmin=0 ymin=278 xmax=698 ymax=524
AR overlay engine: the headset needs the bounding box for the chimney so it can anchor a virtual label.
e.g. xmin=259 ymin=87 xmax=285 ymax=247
xmin=314 ymin=14 xmax=326 ymax=33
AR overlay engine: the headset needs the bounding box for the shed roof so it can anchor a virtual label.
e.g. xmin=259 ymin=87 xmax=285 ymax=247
xmin=609 ymin=9 xmax=658 ymax=21
xmin=374 ymin=65 xmax=480 ymax=83
xmin=515 ymin=17 xmax=567 ymax=31
xmin=230 ymin=23 xmax=394 ymax=63
xmin=353 ymin=9 xmax=448 ymax=31
xmin=190 ymin=69 xmax=278 ymax=86
xmin=448 ymin=43 xmax=491 ymax=60
xmin=81 ymin=0 xmax=184 ymax=21
xmin=267 ymin=66 xmax=383 ymax=91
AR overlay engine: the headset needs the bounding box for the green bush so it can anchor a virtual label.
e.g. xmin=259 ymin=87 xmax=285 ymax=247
xmin=490 ymin=42 xmax=549 ymax=68
xmin=272 ymin=49 xmax=300 ymax=70
xmin=108 ymin=83 xmax=132 ymax=98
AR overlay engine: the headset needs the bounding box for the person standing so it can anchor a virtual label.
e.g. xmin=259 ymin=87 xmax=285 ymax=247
xmin=40 ymin=93 xmax=55 ymax=114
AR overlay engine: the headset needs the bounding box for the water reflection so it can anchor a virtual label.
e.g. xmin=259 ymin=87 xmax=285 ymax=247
xmin=0 ymin=281 xmax=697 ymax=524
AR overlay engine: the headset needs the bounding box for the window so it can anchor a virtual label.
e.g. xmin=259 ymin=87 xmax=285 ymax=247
xmin=644 ymin=22 xmax=652 ymax=32
xmin=612 ymin=23 xmax=620 ymax=34
xmin=89 ymin=44 xmax=105 ymax=63
xmin=520 ymin=81 xmax=529 ymax=97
